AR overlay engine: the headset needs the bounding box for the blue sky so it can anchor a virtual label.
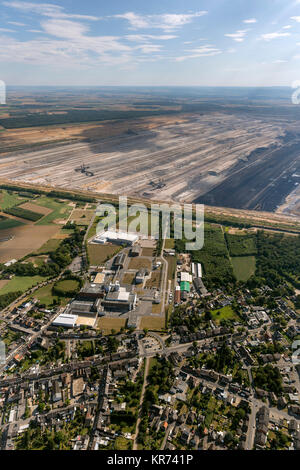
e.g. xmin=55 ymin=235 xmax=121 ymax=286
xmin=1 ymin=0 xmax=300 ymax=86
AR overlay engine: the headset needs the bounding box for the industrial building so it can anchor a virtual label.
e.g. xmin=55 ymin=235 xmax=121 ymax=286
xmin=69 ymin=299 xmax=102 ymax=316
xmin=93 ymin=230 xmax=139 ymax=246
xmin=180 ymin=281 xmax=191 ymax=293
xmin=193 ymin=278 xmax=208 ymax=296
xmin=191 ymin=263 xmax=202 ymax=278
xmin=135 ymin=268 xmax=148 ymax=284
xmin=175 ymin=286 xmax=181 ymax=304
xmin=53 ymin=313 xmax=78 ymax=328
xmin=180 ymin=272 xmax=193 ymax=283
xmin=79 ymin=284 xmax=105 ymax=300
xmin=102 ymin=287 xmax=137 ymax=313
xmin=130 ymin=245 xmax=141 ymax=257
xmin=113 ymin=253 xmax=127 ymax=269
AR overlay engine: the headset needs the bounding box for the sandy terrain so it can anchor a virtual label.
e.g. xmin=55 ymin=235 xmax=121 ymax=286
xmin=0 ymin=225 xmax=60 ymax=263
xmin=0 ymin=113 xmax=285 ymax=205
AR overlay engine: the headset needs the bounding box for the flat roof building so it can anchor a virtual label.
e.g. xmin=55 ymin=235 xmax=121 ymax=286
xmin=102 ymin=287 xmax=137 ymax=312
xmin=135 ymin=268 xmax=148 ymax=284
xmin=69 ymin=299 xmax=101 ymax=316
xmin=79 ymin=284 xmax=105 ymax=300
xmin=93 ymin=231 xmax=139 ymax=246
xmin=193 ymin=278 xmax=208 ymax=296
xmin=180 ymin=281 xmax=191 ymax=292
xmin=94 ymin=273 xmax=105 ymax=284
xmin=130 ymin=245 xmax=141 ymax=257
xmin=181 ymin=272 xmax=193 ymax=283
xmin=113 ymin=253 xmax=127 ymax=269
xmin=53 ymin=313 xmax=78 ymax=328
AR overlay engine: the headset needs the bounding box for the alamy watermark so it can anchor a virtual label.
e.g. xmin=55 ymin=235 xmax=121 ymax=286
xmin=0 ymin=80 xmax=6 ymax=105
xmin=95 ymin=197 xmax=204 ymax=251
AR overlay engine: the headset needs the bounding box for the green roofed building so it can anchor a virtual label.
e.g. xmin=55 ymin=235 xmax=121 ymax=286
xmin=180 ymin=281 xmax=190 ymax=292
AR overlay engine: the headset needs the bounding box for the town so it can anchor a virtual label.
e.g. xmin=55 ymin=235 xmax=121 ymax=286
xmin=0 ymin=185 xmax=299 ymax=451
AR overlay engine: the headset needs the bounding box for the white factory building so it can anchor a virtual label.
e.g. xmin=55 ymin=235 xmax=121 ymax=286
xmin=92 ymin=230 xmax=139 ymax=246
xmin=180 ymin=272 xmax=193 ymax=283
xmin=191 ymin=263 xmax=202 ymax=278
xmin=52 ymin=313 xmax=78 ymax=328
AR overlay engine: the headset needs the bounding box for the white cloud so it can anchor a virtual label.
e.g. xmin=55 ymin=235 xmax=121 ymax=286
xmin=135 ymin=44 xmax=163 ymax=54
xmin=283 ymin=25 xmax=292 ymax=29
xmin=291 ymin=16 xmax=300 ymax=23
xmin=125 ymin=34 xmax=177 ymax=42
xmin=243 ymin=18 xmax=257 ymax=24
xmin=7 ymin=21 xmax=26 ymax=26
xmin=261 ymin=32 xmax=291 ymax=41
xmin=225 ymin=30 xmax=249 ymax=42
xmin=0 ymin=27 xmax=15 ymax=32
xmin=3 ymin=1 xmax=100 ymax=21
xmin=41 ymin=19 xmax=89 ymax=39
xmin=115 ymin=11 xmax=207 ymax=31
xmin=175 ymin=44 xmax=222 ymax=61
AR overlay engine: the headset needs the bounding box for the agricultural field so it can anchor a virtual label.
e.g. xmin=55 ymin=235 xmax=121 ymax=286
xmin=36 ymin=238 xmax=62 ymax=254
xmin=70 ymin=209 xmax=94 ymax=226
xmin=19 ymin=201 xmax=52 ymax=216
xmin=232 ymin=256 xmax=256 ymax=281
xmin=0 ymin=190 xmax=26 ymax=210
xmin=4 ymin=205 xmax=43 ymax=222
xmin=0 ymin=225 xmax=60 ymax=263
xmin=0 ymin=216 xmax=24 ymax=230
xmin=33 ymin=196 xmax=72 ymax=225
xmin=0 ymin=275 xmax=46 ymax=295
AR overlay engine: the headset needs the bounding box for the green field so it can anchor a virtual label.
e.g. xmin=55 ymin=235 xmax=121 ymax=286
xmin=0 ymin=276 xmax=46 ymax=295
xmin=232 ymin=256 xmax=256 ymax=281
xmin=36 ymin=238 xmax=62 ymax=254
xmin=211 ymin=305 xmax=239 ymax=324
xmin=31 ymin=282 xmax=70 ymax=307
xmin=4 ymin=206 xmax=43 ymax=222
xmin=54 ymin=279 xmax=80 ymax=294
xmin=226 ymin=233 xmax=257 ymax=257
xmin=0 ymin=190 xmax=26 ymax=210
xmin=34 ymin=196 xmax=72 ymax=225
xmin=0 ymin=217 xmax=24 ymax=230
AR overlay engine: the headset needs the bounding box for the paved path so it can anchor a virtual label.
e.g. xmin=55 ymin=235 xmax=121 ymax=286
xmin=133 ymin=356 xmax=150 ymax=450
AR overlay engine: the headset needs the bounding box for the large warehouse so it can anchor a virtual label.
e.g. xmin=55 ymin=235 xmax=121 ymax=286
xmin=53 ymin=313 xmax=78 ymax=328
xmin=93 ymin=230 xmax=139 ymax=246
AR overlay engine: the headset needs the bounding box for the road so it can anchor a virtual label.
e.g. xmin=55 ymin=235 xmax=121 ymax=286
xmin=133 ymin=356 xmax=150 ymax=450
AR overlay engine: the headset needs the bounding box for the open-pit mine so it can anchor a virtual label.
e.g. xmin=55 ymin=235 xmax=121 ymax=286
xmin=1 ymin=89 xmax=300 ymax=217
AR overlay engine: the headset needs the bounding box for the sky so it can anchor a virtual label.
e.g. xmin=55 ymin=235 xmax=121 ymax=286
xmin=1 ymin=0 xmax=300 ymax=86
